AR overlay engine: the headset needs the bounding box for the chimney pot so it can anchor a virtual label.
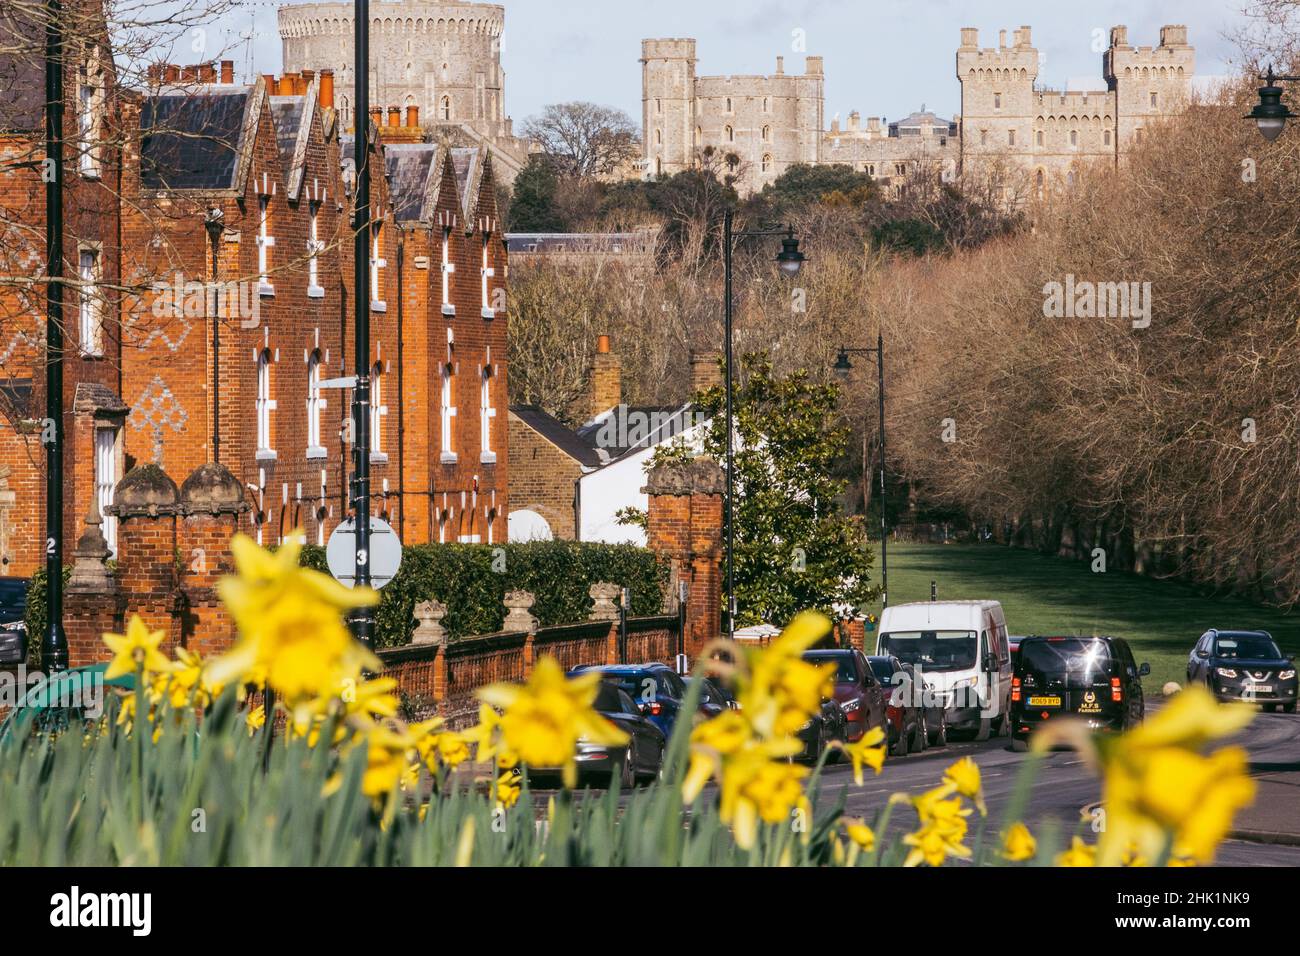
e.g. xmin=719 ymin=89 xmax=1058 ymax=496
xmin=220 ymin=59 xmax=234 ymax=84
xmin=165 ymin=64 xmax=181 ymax=83
xmin=406 ymin=104 xmax=419 ymax=127
xmin=199 ymin=62 xmax=216 ymax=83
xmin=589 ymin=337 xmax=621 ymax=419
xmin=319 ymin=69 xmax=335 ymax=109
xmin=387 ymin=106 xmax=401 ymax=127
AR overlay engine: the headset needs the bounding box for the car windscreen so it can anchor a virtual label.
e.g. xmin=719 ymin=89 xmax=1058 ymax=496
xmin=804 ymin=654 xmax=857 ymax=682
xmin=593 ymin=682 xmax=628 ymax=714
xmin=879 ymin=631 xmax=976 ymax=672
xmin=1019 ymin=639 xmax=1113 ymax=683
xmin=1215 ymin=635 xmax=1283 ymax=660
xmin=866 ymin=657 xmax=895 ymax=682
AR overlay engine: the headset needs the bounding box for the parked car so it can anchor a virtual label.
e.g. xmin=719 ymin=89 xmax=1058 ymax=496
xmin=800 ymin=648 xmax=887 ymax=744
xmin=793 ymin=698 xmax=850 ymax=765
xmin=868 ymin=655 xmax=951 ymax=749
xmin=686 ymin=675 xmax=738 ymax=719
xmin=877 ymin=601 xmax=1013 ymax=741
xmin=1187 ymin=629 xmax=1297 ymax=712
xmin=568 ymin=663 xmax=688 ymax=739
xmin=527 ymin=680 xmax=665 ymax=788
xmin=1010 ymin=636 xmax=1148 ymax=751
xmin=866 ymin=655 xmax=930 ymax=755
xmin=0 ymin=577 xmax=29 ymax=666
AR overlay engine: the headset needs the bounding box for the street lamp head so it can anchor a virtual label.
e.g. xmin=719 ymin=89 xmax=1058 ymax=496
xmin=1249 ymin=70 xmax=1295 ymax=142
xmin=203 ymin=206 xmax=225 ymax=243
xmin=833 ymin=349 xmax=853 ymax=379
xmin=775 ymin=228 xmax=805 ymax=277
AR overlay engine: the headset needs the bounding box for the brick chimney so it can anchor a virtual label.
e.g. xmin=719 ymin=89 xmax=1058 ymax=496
xmin=319 ymin=69 xmax=335 ymax=109
xmin=689 ymin=350 xmax=722 ymax=398
xmin=199 ymin=62 xmax=216 ymax=83
xmin=220 ymin=59 xmax=234 ymax=84
xmin=589 ymin=335 xmax=621 ymax=421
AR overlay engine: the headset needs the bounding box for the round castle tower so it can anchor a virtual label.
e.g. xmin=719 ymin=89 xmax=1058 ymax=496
xmin=278 ymin=1 xmax=509 ymax=140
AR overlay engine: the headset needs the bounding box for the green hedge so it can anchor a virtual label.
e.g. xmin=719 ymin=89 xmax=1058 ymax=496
xmin=23 ymin=565 xmax=72 ymax=670
xmin=300 ymin=541 xmax=668 ymax=648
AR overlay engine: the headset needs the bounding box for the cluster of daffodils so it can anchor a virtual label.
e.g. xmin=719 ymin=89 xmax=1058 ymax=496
xmin=681 ymin=611 xmax=887 ymax=850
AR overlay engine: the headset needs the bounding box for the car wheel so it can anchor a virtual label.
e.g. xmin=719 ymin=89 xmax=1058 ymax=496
xmin=1010 ymin=735 xmax=1029 ymax=753
xmin=891 ymin=724 xmax=909 ymax=757
xmin=1284 ymin=702 xmax=1297 ymax=714
xmin=911 ymin=717 xmax=926 ymax=752
xmin=619 ymin=746 xmax=636 ymax=790
xmin=639 ymin=745 xmax=665 ymax=785
xmin=974 ymin=717 xmax=992 ymax=742
xmin=1265 ymin=703 xmax=1278 ymax=713
xmin=929 ymin=711 xmax=948 ymax=748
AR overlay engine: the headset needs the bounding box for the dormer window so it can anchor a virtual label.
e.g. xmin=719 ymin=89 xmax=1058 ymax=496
xmin=480 ymin=233 xmax=495 ymax=319
xmin=441 ymin=226 xmax=456 ymax=316
xmin=370 ymin=223 xmax=387 ymax=312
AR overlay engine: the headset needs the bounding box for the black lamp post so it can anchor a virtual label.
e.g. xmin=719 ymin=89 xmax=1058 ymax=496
xmin=721 ymin=211 xmax=803 ymax=637
xmin=42 ymin=0 xmax=68 ymax=673
xmin=1248 ymin=67 xmax=1299 ymax=141
xmin=834 ymin=332 xmax=889 ymax=609
xmin=204 ymin=208 xmax=224 ymax=463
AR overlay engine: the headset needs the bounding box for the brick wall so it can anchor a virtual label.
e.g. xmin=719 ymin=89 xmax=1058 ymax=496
xmin=506 ymin=411 xmax=581 ymax=539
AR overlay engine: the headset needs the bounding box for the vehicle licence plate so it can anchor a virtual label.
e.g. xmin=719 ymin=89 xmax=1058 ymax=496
xmin=1246 ymin=686 xmax=1273 ymax=694
xmin=1028 ymin=696 xmax=1061 ymax=707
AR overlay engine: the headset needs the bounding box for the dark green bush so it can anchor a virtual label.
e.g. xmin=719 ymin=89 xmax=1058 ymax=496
xmin=23 ymin=565 xmax=72 ymax=669
xmin=301 ymin=541 xmax=667 ymax=647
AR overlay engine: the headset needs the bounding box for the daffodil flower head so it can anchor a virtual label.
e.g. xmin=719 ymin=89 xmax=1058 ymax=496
xmin=103 ymin=615 xmax=173 ymax=682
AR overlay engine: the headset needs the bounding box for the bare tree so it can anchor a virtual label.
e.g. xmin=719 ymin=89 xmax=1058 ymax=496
xmin=520 ymin=102 xmax=640 ymax=179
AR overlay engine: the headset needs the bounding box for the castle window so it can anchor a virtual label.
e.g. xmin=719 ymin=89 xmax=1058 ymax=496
xmin=725 ymin=125 xmax=734 ymax=142
xmin=440 ymin=95 xmax=452 ymax=120
xmin=1036 ymin=129 xmax=1044 ymax=147
xmin=655 ymin=128 xmax=662 ymax=146
xmin=440 ymin=331 xmax=457 ymax=462
xmin=1135 ymin=127 xmax=1143 ymax=142
xmin=480 ymin=349 xmax=497 ymax=463
xmin=1150 ymin=91 xmax=1158 ymax=108
xmin=78 ymin=246 xmax=102 ymax=357
xmin=1008 ymin=129 xmax=1016 ymax=146
xmin=370 ymin=361 xmax=387 ymax=460
xmin=257 ymin=194 xmax=275 ymax=295
xmin=256 ymin=348 xmax=276 ymax=457
xmin=763 ymin=97 xmax=770 ymax=113
xmin=370 ymin=224 xmax=387 ymax=312
xmin=1035 ymin=168 xmax=1045 ymax=199
xmin=761 ymin=154 xmax=772 ymax=172
xmin=866 ymin=163 xmax=875 ymax=176
xmin=895 ymin=162 xmax=906 ymax=177
xmin=441 ymin=227 xmax=455 ymax=315
xmin=725 ymin=97 xmax=733 ymax=113
xmin=1070 ymin=129 xmax=1078 ymax=147
xmin=762 ymin=125 xmax=771 ymax=142
xmin=993 ymin=92 xmax=1002 ymax=111
xmin=979 ymin=129 xmax=987 ymax=146
xmin=656 ymin=98 xmax=662 ymax=114
xmin=94 ymin=426 xmax=119 ymax=556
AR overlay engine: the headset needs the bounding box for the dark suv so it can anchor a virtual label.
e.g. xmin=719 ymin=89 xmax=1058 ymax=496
xmin=1010 ymin=636 xmax=1149 ymax=751
xmin=1188 ymin=629 xmax=1296 ymax=712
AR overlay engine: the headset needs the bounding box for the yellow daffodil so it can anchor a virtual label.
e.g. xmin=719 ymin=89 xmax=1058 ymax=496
xmin=1056 ymin=835 xmax=1096 ymax=867
xmin=360 ymin=723 xmax=420 ymax=803
xmin=842 ymin=817 xmax=876 ymax=852
xmin=495 ymin=767 xmax=522 ymax=808
xmin=943 ymin=756 xmax=987 ymax=816
xmin=209 ymin=533 xmax=379 ymax=703
xmin=246 ymin=704 xmax=266 ymax=736
xmin=721 ymin=748 xmax=809 ymax=850
xmin=103 ymin=616 xmax=172 ymax=681
xmin=477 ymin=656 xmax=628 ymax=789
xmin=1000 ymin=822 xmax=1037 ymax=862
xmin=903 ymin=821 xmax=972 ymax=867
xmin=741 ymin=611 xmax=837 ymax=738
xmin=834 ymin=726 xmax=887 ymax=785
xmin=1096 ymin=687 xmax=1257 ymax=866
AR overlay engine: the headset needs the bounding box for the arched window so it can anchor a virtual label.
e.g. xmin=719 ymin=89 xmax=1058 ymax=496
xmin=370 ymin=361 xmax=386 ymax=455
xmin=762 ymin=125 xmax=770 ymax=142
xmin=306 ymin=350 xmax=323 ymax=451
xmin=725 ymin=125 xmax=734 ymax=142
xmin=440 ymin=95 xmax=451 ymax=120
xmin=1070 ymin=129 xmax=1078 ymax=147
xmin=761 ymin=153 xmax=772 ymax=172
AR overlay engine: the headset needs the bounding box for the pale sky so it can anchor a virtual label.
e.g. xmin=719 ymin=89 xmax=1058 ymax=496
xmin=204 ymin=0 xmax=1251 ymax=125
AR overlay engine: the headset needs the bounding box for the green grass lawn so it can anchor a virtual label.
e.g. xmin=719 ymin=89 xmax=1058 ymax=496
xmin=862 ymin=543 xmax=1299 ymax=693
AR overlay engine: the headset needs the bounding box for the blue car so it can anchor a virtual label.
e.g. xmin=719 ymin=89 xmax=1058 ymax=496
xmin=568 ymin=663 xmax=689 ymax=739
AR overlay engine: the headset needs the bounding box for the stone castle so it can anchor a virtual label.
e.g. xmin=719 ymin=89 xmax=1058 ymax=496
xmin=642 ymin=24 xmax=1196 ymax=198
xmin=278 ymin=0 xmax=533 ymax=184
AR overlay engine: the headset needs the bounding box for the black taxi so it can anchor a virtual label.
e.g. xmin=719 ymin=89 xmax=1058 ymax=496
xmin=1009 ymin=636 xmax=1149 ymax=751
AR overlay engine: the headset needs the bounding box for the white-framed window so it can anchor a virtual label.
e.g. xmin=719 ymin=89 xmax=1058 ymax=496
xmin=480 ymin=350 xmax=496 ymax=463
xmin=77 ymin=54 xmax=103 ymax=178
xmin=307 ymin=202 xmax=324 ymax=297
xmin=257 ymin=195 xmax=275 ymax=295
xmin=256 ymin=348 xmax=276 ymax=456
xmin=440 ymin=331 xmax=456 ymax=463
xmin=306 ymin=350 xmax=325 ymax=456
xmin=370 ymin=224 xmax=386 ymax=311
xmin=78 ymin=247 xmax=102 ymax=356
xmin=440 ymin=227 xmax=456 ymax=316
xmin=479 ymin=234 xmax=495 ymax=319
xmin=370 ymin=361 xmax=387 ymax=460
xmin=94 ymin=426 xmax=118 ymax=555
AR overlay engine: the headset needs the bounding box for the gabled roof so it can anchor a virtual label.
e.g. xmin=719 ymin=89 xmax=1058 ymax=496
xmin=449 ymin=146 xmax=484 ymax=223
xmin=576 ymin=404 xmax=702 ymax=463
xmin=509 ymin=405 xmax=606 ymax=469
xmin=269 ymin=80 xmax=319 ymax=202
xmin=384 ymin=143 xmax=444 ymax=224
xmin=140 ymin=83 xmax=263 ymax=195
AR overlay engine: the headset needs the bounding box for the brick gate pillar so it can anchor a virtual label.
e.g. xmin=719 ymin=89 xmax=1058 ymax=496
xmin=65 ymin=506 xmax=124 ymax=668
xmin=643 ymin=458 xmax=724 ymax=660
xmin=178 ymin=462 xmax=249 ymax=658
xmin=106 ymin=464 xmax=182 ymax=655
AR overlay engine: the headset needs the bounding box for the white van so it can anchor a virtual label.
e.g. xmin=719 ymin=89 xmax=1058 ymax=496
xmin=875 ymin=601 xmax=1011 ymax=740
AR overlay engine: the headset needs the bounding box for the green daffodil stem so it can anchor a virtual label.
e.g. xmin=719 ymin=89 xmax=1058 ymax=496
xmin=133 ymin=657 xmax=145 ymax=831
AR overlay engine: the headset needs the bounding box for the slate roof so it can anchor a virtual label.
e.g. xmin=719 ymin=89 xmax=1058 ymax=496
xmin=576 ymin=404 xmax=701 ymax=462
xmin=449 ymin=146 xmax=483 ymax=220
xmin=384 ymin=143 xmax=441 ymax=223
xmin=0 ymin=9 xmax=42 ymax=133
xmin=140 ymin=87 xmax=253 ymax=192
xmin=509 ymin=405 xmax=605 ymax=469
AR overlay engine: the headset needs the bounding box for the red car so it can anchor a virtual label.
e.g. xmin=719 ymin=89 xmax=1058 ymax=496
xmin=801 ymin=649 xmax=888 ymax=744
